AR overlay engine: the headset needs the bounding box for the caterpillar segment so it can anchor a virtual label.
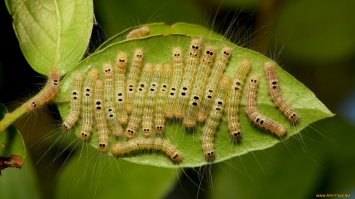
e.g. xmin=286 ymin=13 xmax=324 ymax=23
xmin=225 ymin=59 xmax=252 ymax=142
xmin=80 ymin=68 xmax=98 ymax=140
xmin=166 ymin=47 xmax=184 ymax=118
xmin=183 ymin=46 xmax=217 ymax=127
xmin=245 ymin=75 xmax=286 ymax=138
xmin=198 ymin=47 xmax=233 ymax=122
xmin=201 ymin=76 xmax=231 ymax=161
xmin=142 ymin=64 xmax=162 ymax=137
xmin=264 ymin=61 xmax=299 ymax=124
xmin=103 ymin=62 xmax=123 ymax=137
xmin=126 ymin=48 xmax=144 ymax=113
xmin=62 ymin=73 xmax=83 ymax=131
xmin=115 ymin=52 xmax=129 ymax=125
xmin=175 ymin=38 xmax=203 ymax=119
xmin=125 ymin=63 xmax=153 ymax=139
xmin=28 ymin=68 xmax=60 ymax=111
xmin=155 ymin=64 xmax=171 ymax=134
xmin=111 ymin=138 xmax=182 ymax=162
xmin=93 ymin=79 xmax=110 ymax=151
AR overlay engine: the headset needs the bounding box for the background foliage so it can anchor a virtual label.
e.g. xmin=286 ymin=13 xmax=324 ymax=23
xmin=0 ymin=0 xmax=354 ymax=198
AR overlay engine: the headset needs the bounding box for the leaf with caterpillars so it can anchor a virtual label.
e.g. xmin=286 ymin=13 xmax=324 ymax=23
xmin=56 ymin=23 xmax=333 ymax=168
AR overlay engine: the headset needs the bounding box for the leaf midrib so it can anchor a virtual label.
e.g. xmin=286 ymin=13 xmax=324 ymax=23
xmin=53 ymin=0 xmax=61 ymax=66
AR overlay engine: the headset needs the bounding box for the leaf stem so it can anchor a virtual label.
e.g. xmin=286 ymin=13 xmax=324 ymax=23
xmin=0 ymin=103 xmax=28 ymax=133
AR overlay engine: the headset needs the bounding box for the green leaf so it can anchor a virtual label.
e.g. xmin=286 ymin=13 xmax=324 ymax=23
xmin=0 ymin=103 xmax=26 ymax=173
xmin=6 ymin=0 xmax=94 ymax=75
xmin=56 ymin=24 xmax=333 ymax=168
xmin=54 ymin=146 xmax=178 ymax=199
xmin=0 ymin=156 xmax=41 ymax=199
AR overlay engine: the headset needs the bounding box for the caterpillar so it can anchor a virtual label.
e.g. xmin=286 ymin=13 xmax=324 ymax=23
xmin=115 ymin=52 xmax=129 ymax=125
xmin=245 ymin=76 xmax=286 ymax=137
xmin=155 ymin=64 xmax=171 ymax=134
xmin=93 ymin=79 xmax=110 ymax=151
xmin=142 ymin=64 xmax=162 ymax=137
xmin=111 ymin=138 xmax=182 ymax=162
xmin=103 ymin=62 xmax=123 ymax=137
xmin=28 ymin=68 xmax=60 ymax=111
xmin=126 ymin=48 xmax=144 ymax=113
xmin=198 ymin=47 xmax=232 ymax=122
xmin=126 ymin=26 xmax=150 ymax=40
xmin=183 ymin=46 xmax=217 ymax=127
xmin=175 ymin=38 xmax=203 ymax=119
xmin=80 ymin=68 xmax=98 ymax=140
xmin=166 ymin=47 xmax=184 ymax=118
xmin=201 ymin=76 xmax=231 ymax=161
xmin=125 ymin=63 xmax=153 ymax=139
xmin=225 ymin=59 xmax=252 ymax=142
xmin=264 ymin=61 xmax=299 ymax=124
xmin=62 ymin=73 xmax=83 ymax=131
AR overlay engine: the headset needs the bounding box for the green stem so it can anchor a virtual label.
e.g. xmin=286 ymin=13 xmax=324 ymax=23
xmin=0 ymin=103 xmax=28 ymax=133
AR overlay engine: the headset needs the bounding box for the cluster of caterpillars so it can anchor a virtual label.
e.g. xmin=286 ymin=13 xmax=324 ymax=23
xmin=61 ymin=38 xmax=299 ymax=163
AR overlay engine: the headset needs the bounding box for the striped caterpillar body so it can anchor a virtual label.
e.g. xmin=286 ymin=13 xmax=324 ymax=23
xmin=103 ymin=62 xmax=123 ymax=137
xmin=125 ymin=63 xmax=153 ymax=139
xmin=183 ymin=46 xmax=217 ymax=127
xmin=175 ymin=38 xmax=203 ymax=119
xmin=166 ymin=47 xmax=184 ymax=118
xmin=126 ymin=48 xmax=144 ymax=113
xmin=80 ymin=68 xmax=98 ymax=140
xmin=126 ymin=26 xmax=150 ymax=39
xmin=225 ymin=59 xmax=252 ymax=142
xmin=155 ymin=64 xmax=171 ymax=134
xmin=264 ymin=61 xmax=299 ymax=124
xmin=142 ymin=64 xmax=162 ymax=137
xmin=28 ymin=68 xmax=60 ymax=111
xmin=111 ymin=138 xmax=182 ymax=162
xmin=62 ymin=73 xmax=83 ymax=131
xmin=245 ymin=76 xmax=286 ymax=137
xmin=115 ymin=52 xmax=129 ymax=125
xmin=94 ymin=79 xmax=110 ymax=151
xmin=201 ymin=76 xmax=231 ymax=161
xmin=198 ymin=47 xmax=232 ymax=122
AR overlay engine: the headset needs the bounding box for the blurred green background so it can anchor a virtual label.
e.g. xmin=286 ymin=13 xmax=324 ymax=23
xmin=1 ymin=0 xmax=355 ymax=198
